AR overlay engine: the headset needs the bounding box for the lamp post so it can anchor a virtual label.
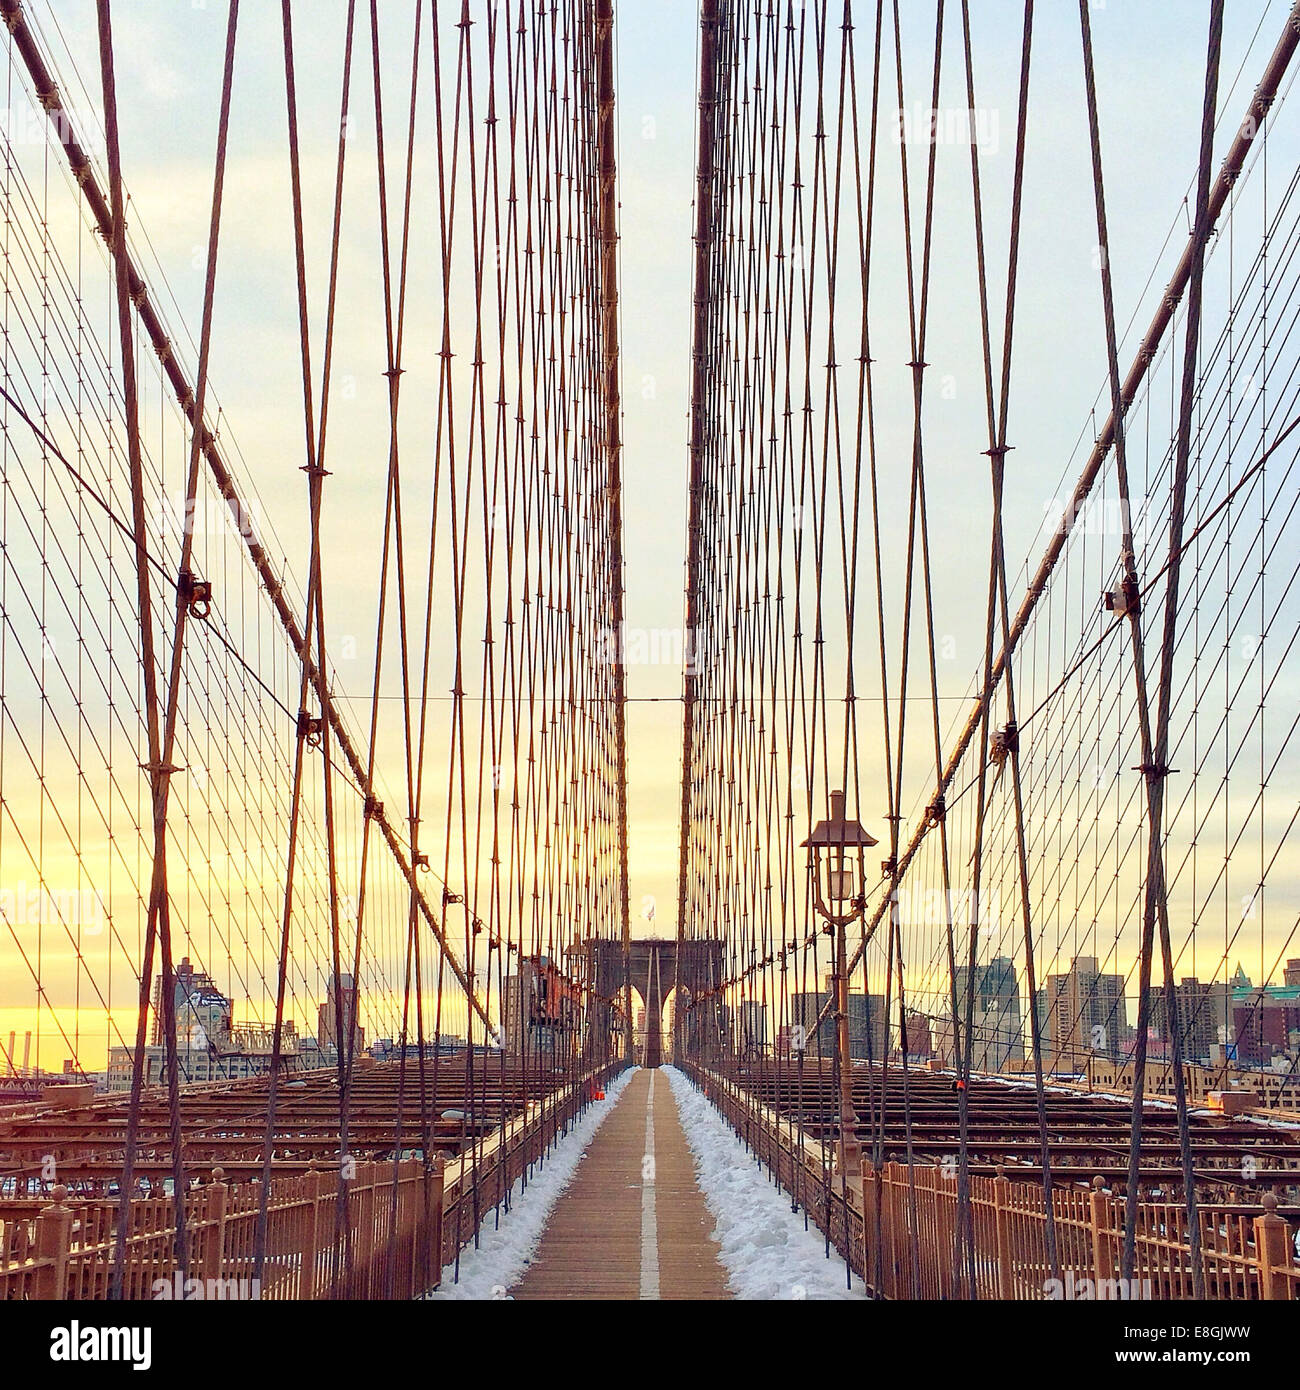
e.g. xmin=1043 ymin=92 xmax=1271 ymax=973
xmin=801 ymin=789 xmax=877 ymax=1175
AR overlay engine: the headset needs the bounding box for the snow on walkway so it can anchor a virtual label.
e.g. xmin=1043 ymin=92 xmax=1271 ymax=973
xmin=426 ymin=1066 xmax=635 ymax=1300
xmin=662 ymin=1065 xmax=868 ymax=1300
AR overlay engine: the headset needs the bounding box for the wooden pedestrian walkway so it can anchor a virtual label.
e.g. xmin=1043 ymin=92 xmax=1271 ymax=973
xmin=512 ymin=1068 xmax=731 ymax=1300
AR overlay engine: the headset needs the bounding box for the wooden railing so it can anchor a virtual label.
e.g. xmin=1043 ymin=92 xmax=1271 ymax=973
xmin=2 ymin=1059 xmax=624 ymax=1300
xmin=680 ymin=1061 xmax=1300 ymax=1301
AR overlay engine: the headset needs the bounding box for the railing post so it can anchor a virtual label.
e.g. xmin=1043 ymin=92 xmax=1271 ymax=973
xmin=1255 ymin=1193 xmax=1294 ymax=1300
xmin=201 ymin=1167 xmax=228 ymax=1284
xmin=394 ymin=1160 xmax=414 ymax=1298
xmin=356 ymin=1161 xmax=376 ymax=1294
xmin=859 ymin=1158 xmax=874 ymax=1285
xmin=872 ymin=1161 xmax=885 ymax=1293
xmin=299 ymin=1161 xmax=328 ymax=1300
xmin=428 ymin=1154 xmax=446 ymax=1293
xmin=888 ymin=1162 xmax=905 ymax=1299
xmin=1090 ymin=1176 xmax=1116 ymax=1287
xmin=34 ymin=1185 xmax=72 ymax=1300
xmin=992 ymin=1166 xmax=1014 ymax=1299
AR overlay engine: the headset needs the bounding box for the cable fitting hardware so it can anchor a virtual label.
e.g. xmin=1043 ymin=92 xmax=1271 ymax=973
xmin=364 ymin=794 xmax=383 ymax=821
xmin=141 ymin=760 xmax=182 ymax=777
xmin=296 ymin=709 xmax=324 ymax=749
xmin=1104 ymin=576 xmax=1141 ymax=619
xmin=1133 ymin=762 xmax=1178 ymax=780
xmin=925 ymin=795 xmax=946 ymax=827
xmin=177 ymin=569 xmax=213 ymax=620
xmin=990 ymin=721 xmax=1019 ymax=767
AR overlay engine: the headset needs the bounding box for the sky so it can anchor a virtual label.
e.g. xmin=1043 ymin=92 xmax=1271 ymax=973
xmin=1 ymin=0 xmax=1298 ymax=1070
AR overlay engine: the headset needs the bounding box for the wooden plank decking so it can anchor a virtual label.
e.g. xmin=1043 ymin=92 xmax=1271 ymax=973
xmin=512 ymin=1068 xmax=731 ymax=1300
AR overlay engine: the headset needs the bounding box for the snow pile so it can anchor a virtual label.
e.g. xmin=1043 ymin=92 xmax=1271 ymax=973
xmin=426 ymin=1065 xmax=635 ymax=1299
xmin=662 ymin=1066 xmax=867 ymax=1300
xmin=986 ymin=1071 xmax=1265 ymax=1124
xmin=1248 ymin=1112 xmax=1300 ymax=1131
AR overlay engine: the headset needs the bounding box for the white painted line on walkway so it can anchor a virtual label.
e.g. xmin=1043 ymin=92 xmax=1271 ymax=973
xmin=639 ymin=1070 xmax=660 ymax=1300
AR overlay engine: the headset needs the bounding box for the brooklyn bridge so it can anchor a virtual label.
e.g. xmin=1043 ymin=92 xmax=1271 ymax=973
xmin=0 ymin=0 xmax=1298 ymax=1311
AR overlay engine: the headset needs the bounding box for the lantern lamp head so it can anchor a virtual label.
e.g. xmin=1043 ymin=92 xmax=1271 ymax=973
xmin=800 ymin=789 xmax=877 ymax=851
xmin=801 ymin=790 xmax=878 ymax=915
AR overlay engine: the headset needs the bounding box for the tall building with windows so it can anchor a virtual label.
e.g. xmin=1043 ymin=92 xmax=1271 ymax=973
xmin=791 ymin=982 xmax=888 ymax=1061
xmin=502 ymin=956 xmax=578 ymax=1065
xmin=1040 ymin=956 xmax=1127 ymax=1065
xmin=317 ymin=972 xmax=363 ymax=1054
xmin=1145 ymin=977 xmax=1218 ymax=1064
xmin=1227 ymin=968 xmax=1300 ymax=1067
xmin=902 ymin=1009 xmax=933 ymax=1060
xmin=951 ymin=955 xmax=1023 ymax=1070
xmin=152 ymin=956 xmax=232 ymax=1050
xmin=738 ymin=999 xmax=768 ymax=1053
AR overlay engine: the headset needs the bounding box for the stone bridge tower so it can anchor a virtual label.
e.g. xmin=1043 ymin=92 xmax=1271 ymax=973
xmin=580 ymin=936 xmax=724 ymax=1066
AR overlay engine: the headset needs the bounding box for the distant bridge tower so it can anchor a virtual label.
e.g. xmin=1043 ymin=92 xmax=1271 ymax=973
xmin=580 ymin=937 xmax=723 ymax=1067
